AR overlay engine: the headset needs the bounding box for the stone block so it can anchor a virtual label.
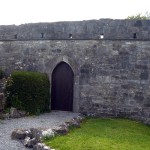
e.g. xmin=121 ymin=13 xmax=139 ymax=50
xmin=140 ymin=70 xmax=149 ymax=80
xmin=33 ymin=143 xmax=51 ymax=150
xmin=52 ymin=125 xmax=69 ymax=135
xmin=11 ymin=129 xmax=27 ymax=140
xmin=23 ymin=137 xmax=38 ymax=148
xmin=42 ymin=129 xmax=55 ymax=138
xmin=30 ymin=128 xmax=43 ymax=141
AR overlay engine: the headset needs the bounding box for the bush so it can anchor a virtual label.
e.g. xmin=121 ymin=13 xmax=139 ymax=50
xmin=6 ymin=71 xmax=50 ymax=114
xmin=0 ymin=69 xmax=3 ymax=79
xmin=127 ymin=12 xmax=150 ymax=20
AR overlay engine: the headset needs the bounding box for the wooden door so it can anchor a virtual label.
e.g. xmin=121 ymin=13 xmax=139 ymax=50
xmin=51 ymin=62 xmax=74 ymax=111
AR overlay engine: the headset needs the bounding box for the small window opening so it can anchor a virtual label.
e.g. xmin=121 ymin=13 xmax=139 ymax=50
xmin=100 ymin=34 xmax=104 ymax=39
xmin=69 ymin=34 xmax=73 ymax=39
xmin=41 ymin=33 xmax=44 ymax=38
xmin=14 ymin=34 xmax=17 ymax=39
xmin=133 ymin=33 xmax=137 ymax=39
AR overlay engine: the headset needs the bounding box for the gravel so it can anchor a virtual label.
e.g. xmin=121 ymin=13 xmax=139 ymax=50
xmin=0 ymin=111 xmax=79 ymax=150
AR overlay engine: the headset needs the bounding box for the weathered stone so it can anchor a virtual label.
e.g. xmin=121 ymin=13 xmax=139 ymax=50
xmin=140 ymin=70 xmax=149 ymax=80
xmin=30 ymin=128 xmax=43 ymax=141
xmin=10 ymin=107 xmax=21 ymax=118
xmin=25 ymin=130 xmax=33 ymax=138
xmin=74 ymin=115 xmax=85 ymax=123
xmin=134 ymin=92 xmax=144 ymax=103
xmin=42 ymin=129 xmax=55 ymax=139
xmin=11 ymin=129 xmax=27 ymax=140
xmin=65 ymin=118 xmax=81 ymax=128
xmin=33 ymin=143 xmax=43 ymax=150
xmin=43 ymin=145 xmax=51 ymax=150
xmin=23 ymin=137 xmax=38 ymax=148
xmin=18 ymin=110 xmax=27 ymax=117
xmin=23 ymin=137 xmax=31 ymax=147
xmin=0 ymin=19 xmax=150 ymax=40
xmin=10 ymin=107 xmax=27 ymax=118
xmin=33 ymin=143 xmax=51 ymax=150
xmin=0 ymin=113 xmax=10 ymax=119
xmin=53 ymin=125 xmax=69 ymax=135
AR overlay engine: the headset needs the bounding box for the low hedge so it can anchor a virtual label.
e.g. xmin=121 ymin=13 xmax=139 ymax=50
xmin=6 ymin=71 xmax=50 ymax=114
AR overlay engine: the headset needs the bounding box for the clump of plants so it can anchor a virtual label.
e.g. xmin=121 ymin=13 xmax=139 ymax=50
xmin=5 ymin=71 xmax=50 ymax=115
xmin=0 ymin=69 xmax=4 ymax=79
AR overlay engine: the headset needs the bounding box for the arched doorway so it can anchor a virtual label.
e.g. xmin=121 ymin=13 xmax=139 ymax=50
xmin=51 ymin=62 xmax=74 ymax=111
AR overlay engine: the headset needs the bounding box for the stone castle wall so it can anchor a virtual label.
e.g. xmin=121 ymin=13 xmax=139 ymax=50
xmin=0 ymin=19 xmax=150 ymax=40
xmin=0 ymin=19 xmax=150 ymax=124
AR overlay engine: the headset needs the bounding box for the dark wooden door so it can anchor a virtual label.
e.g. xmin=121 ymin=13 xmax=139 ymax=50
xmin=51 ymin=62 xmax=74 ymax=111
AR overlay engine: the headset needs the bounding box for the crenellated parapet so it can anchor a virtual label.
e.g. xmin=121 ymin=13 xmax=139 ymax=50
xmin=0 ymin=19 xmax=150 ymax=40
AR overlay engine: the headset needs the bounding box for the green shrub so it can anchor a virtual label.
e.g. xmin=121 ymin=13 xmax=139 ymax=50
xmin=6 ymin=71 xmax=50 ymax=114
xmin=0 ymin=69 xmax=3 ymax=79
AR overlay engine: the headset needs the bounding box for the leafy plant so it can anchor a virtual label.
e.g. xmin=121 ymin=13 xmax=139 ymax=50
xmin=5 ymin=71 xmax=50 ymax=114
xmin=0 ymin=69 xmax=3 ymax=79
xmin=127 ymin=12 xmax=150 ymax=20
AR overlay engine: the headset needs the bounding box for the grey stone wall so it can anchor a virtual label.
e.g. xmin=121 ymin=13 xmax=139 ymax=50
xmin=0 ymin=19 xmax=150 ymax=124
xmin=0 ymin=19 xmax=150 ymax=40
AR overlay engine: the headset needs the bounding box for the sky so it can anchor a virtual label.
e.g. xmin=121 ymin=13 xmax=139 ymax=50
xmin=0 ymin=0 xmax=150 ymax=25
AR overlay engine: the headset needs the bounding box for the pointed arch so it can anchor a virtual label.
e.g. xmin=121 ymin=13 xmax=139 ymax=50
xmin=50 ymin=56 xmax=76 ymax=76
xmin=51 ymin=62 xmax=74 ymax=111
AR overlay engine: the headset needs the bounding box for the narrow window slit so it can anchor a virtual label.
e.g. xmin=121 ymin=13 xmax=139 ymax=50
xmin=41 ymin=33 xmax=44 ymax=38
xmin=100 ymin=34 xmax=104 ymax=39
xmin=69 ymin=34 xmax=73 ymax=39
xmin=14 ymin=34 xmax=17 ymax=39
xmin=133 ymin=33 xmax=137 ymax=39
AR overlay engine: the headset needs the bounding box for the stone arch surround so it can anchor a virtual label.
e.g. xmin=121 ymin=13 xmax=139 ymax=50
xmin=48 ymin=56 xmax=80 ymax=112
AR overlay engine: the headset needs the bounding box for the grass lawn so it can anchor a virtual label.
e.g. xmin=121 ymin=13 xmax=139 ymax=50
xmin=44 ymin=118 xmax=150 ymax=150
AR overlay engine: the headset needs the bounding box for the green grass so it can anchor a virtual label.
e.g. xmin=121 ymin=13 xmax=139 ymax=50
xmin=44 ymin=118 xmax=150 ymax=150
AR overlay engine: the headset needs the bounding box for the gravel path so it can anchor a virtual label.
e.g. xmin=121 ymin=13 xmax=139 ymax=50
xmin=0 ymin=111 xmax=79 ymax=150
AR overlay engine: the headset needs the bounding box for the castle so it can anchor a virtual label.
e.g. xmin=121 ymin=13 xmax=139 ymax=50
xmin=0 ymin=19 xmax=150 ymax=124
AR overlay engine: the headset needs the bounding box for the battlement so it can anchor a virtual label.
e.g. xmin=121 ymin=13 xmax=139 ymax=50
xmin=0 ymin=19 xmax=150 ymax=40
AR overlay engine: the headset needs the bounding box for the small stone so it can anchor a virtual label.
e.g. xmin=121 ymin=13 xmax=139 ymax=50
xmin=76 ymin=115 xmax=85 ymax=122
xmin=53 ymin=125 xmax=69 ymax=135
xmin=33 ymin=143 xmax=51 ymax=150
xmin=43 ymin=145 xmax=50 ymax=150
xmin=11 ymin=129 xmax=27 ymax=140
xmin=10 ymin=107 xmax=21 ymax=118
xmin=25 ymin=130 xmax=33 ymax=138
xmin=18 ymin=110 xmax=27 ymax=117
xmin=33 ymin=143 xmax=43 ymax=150
xmin=30 ymin=128 xmax=42 ymax=141
xmin=0 ymin=113 xmax=10 ymax=119
xmin=9 ymin=107 xmax=27 ymax=118
xmin=71 ymin=120 xmax=81 ymax=128
xmin=23 ymin=137 xmax=31 ymax=147
xmin=23 ymin=137 xmax=38 ymax=148
xmin=65 ymin=118 xmax=81 ymax=128
xmin=42 ymin=129 xmax=55 ymax=138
